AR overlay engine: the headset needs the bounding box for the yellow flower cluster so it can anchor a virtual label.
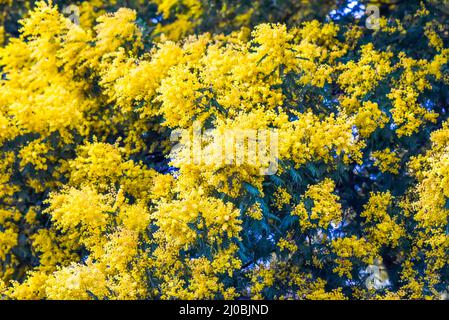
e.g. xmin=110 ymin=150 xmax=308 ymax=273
xmin=387 ymin=53 xmax=440 ymax=137
xmin=19 ymin=140 xmax=51 ymax=171
xmin=371 ymin=148 xmax=401 ymax=174
xmin=338 ymin=44 xmax=394 ymax=112
xmin=293 ymin=178 xmax=342 ymax=231
xmin=331 ymin=236 xmax=376 ymax=278
xmin=354 ymin=101 xmax=389 ymax=138
xmin=361 ymin=192 xmax=404 ymax=248
xmin=0 ymin=1 xmax=448 ymax=300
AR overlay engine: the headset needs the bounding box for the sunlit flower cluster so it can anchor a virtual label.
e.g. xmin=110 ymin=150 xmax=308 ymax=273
xmin=0 ymin=1 xmax=449 ymax=300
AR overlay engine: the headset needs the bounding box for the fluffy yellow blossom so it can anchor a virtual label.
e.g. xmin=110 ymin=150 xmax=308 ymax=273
xmin=331 ymin=236 xmax=377 ymax=278
xmin=0 ymin=229 xmax=17 ymax=261
xmin=361 ymin=192 xmax=404 ymax=248
xmin=250 ymin=265 xmax=275 ymax=299
xmin=387 ymin=53 xmax=441 ymax=136
xmin=306 ymin=279 xmax=346 ymax=300
xmin=273 ymin=187 xmax=292 ymax=210
xmin=371 ymin=148 xmax=401 ymax=174
xmin=44 ymin=186 xmax=112 ymax=242
xmin=338 ymin=43 xmax=393 ymax=112
xmin=354 ymin=101 xmax=389 ymax=138
xmin=94 ymin=8 xmax=142 ymax=55
xmin=247 ymin=202 xmax=263 ymax=220
xmin=293 ymin=178 xmax=342 ymax=231
xmin=45 ymin=262 xmax=108 ymax=300
xmin=278 ymin=237 xmax=298 ymax=253
xmin=0 ymin=1 xmax=448 ymax=301
xmin=19 ymin=139 xmax=51 ymax=171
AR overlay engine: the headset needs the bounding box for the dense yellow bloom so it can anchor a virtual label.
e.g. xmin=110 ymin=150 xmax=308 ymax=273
xmin=331 ymin=236 xmax=377 ymax=278
xmin=45 ymin=186 xmax=111 ymax=237
xmin=371 ymin=148 xmax=401 ymax=174
xmin=45 ymin=262 xmax=108 ymax=300
xmin=338 ymin=43 xmax=393 ymax=112
xmin=247 ymin=202 xmax=263 ymax=220
xmin=95 ymin=8 xmax=142 ymax=55
xmin=293 ymin=178 xmax=342 ymax=231
xmin=0 ymin=1 xmax=448 ymax=300
xmin=361 ymin=192 xmax=404 ymax=248
xmin=278 ymin=237 xmax=298 ymax=253
xmin=153 ymin=188 xmax=242 ymax=248
xmin=0 ymin=152 xmax=18 ymax=201
xmin=306 ymin=279 xmax=346 ymax=300
xmin=387 ymin=53 xmax=442 ymax=136
xmin=153 ymin=0 xmax=203 ymax=41
xmin=273 ymin=187 xmax=292 ymax=210
xmin=354 ymin=101 xmax=389 ymax=138
xmin=19 ymin=139 xmax=51 ymax=171
xmin=0 ymin=229 xmax=17 ymax=261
